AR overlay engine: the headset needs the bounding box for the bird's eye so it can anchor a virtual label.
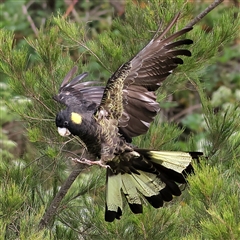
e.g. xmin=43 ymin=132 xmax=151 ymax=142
xmin=63 ymin=121 xmax=68 ymax=127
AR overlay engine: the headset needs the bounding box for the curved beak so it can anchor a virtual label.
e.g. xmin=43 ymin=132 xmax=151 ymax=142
xmin=58 ymin=127 xmax=71 ymax=137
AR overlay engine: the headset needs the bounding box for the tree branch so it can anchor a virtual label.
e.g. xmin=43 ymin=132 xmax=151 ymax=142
xmin=185 ymin=0 xmax=224 ymax=28
xmin=38 ymin=164 xmax=83 ymax=230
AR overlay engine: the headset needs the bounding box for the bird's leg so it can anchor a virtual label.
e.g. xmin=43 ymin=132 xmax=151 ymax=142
xmin=70 ymin=157 xmax=110 ymax=169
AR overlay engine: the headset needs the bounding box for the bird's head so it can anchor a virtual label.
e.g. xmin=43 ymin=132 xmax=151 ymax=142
xmin=56 ymin=108 xmax=84 ymax=137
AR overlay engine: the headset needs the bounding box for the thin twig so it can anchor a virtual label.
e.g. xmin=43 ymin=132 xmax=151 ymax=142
xmin=185 ymin=0 xmax=224 ymax=28
xmin=58 ymin=216 xmax=86 ymax=235
xmin=22 ymin=3 xmax=38 ymax=36
xmin=64 ymin=0 xmax=78 ymax=18
xmin=75 ymin=39 xmax=112 ymax=73
xmin=169 ymin=104 xmax=202 ymax=123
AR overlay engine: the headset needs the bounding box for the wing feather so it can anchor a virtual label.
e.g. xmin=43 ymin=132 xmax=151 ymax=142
xmin=95 ymin=13 xmax=193 ymax=141
xmin=53 ymin=67 xmax=104 ymax=107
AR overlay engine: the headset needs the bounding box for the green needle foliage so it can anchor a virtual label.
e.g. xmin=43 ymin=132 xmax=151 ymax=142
xmin=0 ymin=0 xmax=239 ymax=239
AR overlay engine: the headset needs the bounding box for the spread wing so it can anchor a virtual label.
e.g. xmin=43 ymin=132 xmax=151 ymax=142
xmin=53 ymin=66 xmax=104 ymax=109
xmin=95 ymin=13 xmax=193 ymax=142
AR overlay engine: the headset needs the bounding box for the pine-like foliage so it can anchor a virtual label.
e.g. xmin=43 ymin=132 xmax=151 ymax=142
xmin=0 ymin=0 xmax=239 ymax=239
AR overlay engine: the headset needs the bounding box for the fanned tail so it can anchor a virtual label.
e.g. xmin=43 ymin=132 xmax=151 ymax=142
xmin=105 ymin=150 xmax=202 ymax=222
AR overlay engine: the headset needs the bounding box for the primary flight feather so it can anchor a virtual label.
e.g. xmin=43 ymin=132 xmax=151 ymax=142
xmin=54 ymin=13 xmax=202 ymax=222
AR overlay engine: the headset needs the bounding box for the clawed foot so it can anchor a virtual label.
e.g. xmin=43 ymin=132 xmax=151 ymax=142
xmin=70 ymin=157 xmax=110 ymax=169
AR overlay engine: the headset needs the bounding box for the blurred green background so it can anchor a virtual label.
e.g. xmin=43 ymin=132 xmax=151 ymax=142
xmin=0 ymin=1 xmax=239 ymax=239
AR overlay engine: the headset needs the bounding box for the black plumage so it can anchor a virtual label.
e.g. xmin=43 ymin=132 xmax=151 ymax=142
xmin=54 ymin=13 xmax=203 ymax=222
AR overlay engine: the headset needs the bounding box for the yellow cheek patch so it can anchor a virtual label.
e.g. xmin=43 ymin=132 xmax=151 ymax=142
xmin=71 ymin=112 xmax=82 ymax=124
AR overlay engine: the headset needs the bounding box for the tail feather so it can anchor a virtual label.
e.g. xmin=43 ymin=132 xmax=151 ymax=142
xmin=121 ymin=173 xmax=142 ymax=213
xmin=160 ymin=187 xmax=174 ymax=202
xmin=121 ymin=173 xmax=142 ymax=205
xmin=145 ymin=194 xmax=163 ymax=208
xmin=137 ymin=150 xmax=196 ymax=173
xmin=105 ymin=150 xmax=202 ymax=222
xmin=131 ymin=171 xmax=164 ymax=196
xmin=105 ymin=172 xmax=122 ymax=222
